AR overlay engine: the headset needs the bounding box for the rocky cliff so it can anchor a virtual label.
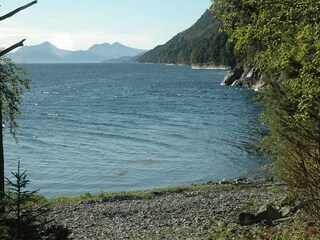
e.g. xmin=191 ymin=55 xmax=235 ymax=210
xmin=221 ymin=65 xmax=265 ymax=91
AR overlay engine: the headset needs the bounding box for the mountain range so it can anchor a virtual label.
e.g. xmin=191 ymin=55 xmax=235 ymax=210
xmin=7 ymin=42 xmax=147 ymax=63
xmin=7 ymin=9 xmax=235 ymax=66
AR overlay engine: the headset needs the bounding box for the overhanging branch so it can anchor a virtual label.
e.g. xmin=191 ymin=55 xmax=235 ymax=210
xmin=0 ymin=1 xmax=37 ymax=21
xmin=0 ymin=39 xmax=26 ymax=57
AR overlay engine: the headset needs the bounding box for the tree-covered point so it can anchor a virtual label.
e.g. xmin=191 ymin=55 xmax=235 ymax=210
xmin=138 ymin=10 xmax=236 ymax=68
xmin=212 ymin=0 xmax=320 ymax=221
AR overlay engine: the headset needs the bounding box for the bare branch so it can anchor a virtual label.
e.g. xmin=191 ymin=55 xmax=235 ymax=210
xmin=0 ymin=1 xmax=37 ymax=21
xmin=0 ymin=39 xmax=26 ymax=57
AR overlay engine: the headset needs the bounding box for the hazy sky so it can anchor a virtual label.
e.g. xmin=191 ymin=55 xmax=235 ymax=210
xmin=1 ymin=0 xmax=212 ymax=50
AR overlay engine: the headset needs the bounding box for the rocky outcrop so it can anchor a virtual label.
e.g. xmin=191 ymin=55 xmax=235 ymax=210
xmin=221 ymin=65 xmax=265 ymax=91
xmin=256 ymin=204 xmax=282 ymax=222
xmin=221 ymin=67 xmax=244 ymax=85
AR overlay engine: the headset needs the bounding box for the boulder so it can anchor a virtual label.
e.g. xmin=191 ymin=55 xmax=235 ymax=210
xmin=221 ymin=67 xmax=244 ymax=86
xmin=256 ymin=204 xmax=281 ymax=222
xmin=280 ymin=206 xmax=292 ymax=218
xmin=238 ymin=212 xmax=258 ymax=225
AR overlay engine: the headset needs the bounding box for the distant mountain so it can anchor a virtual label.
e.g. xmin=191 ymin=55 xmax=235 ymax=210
xmin=88 ymin=42 xmax=146 ymax=60
xmin=102 ymin=52 xmax=147 ymax=64
xmin=138 ymin=10 xmax=236 ymax=68
xmin=6 ymin=42 xmax=70 ymax=63
xmin=7 ymin=42 xmax=147 ymax=63
xmin=102 ymin=56 xmax=135 ymax=63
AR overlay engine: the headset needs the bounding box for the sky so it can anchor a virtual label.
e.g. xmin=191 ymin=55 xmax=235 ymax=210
xmin=1 ymin=0 xmax=212 ymax=51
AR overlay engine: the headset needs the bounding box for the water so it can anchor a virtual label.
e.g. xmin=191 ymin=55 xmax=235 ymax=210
xmin=4 ymin=63 xmax=267 ymax=197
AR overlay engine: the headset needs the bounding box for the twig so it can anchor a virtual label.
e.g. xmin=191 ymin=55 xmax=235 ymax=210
xmin=0 ymin=1 xmax=37 ymax=21
xmin=0 ymin=39 xmax=26 ymax=57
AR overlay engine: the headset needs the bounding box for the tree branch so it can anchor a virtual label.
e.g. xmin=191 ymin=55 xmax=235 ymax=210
xmin=0 ymin=39 xmax=26 ymax=57
xmin=0 ymin=1 xmax=37 ymax=21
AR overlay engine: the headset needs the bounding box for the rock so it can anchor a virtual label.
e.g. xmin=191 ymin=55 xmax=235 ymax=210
xmin=256 ymin=204 xmax=281 ymax=222
xmin=261 ymin=219 xmax=273 ymax=226
xmin=238 ymin=212 xmax=258 ymax=225
xmin=273 ymin=217 xmax=294 ymax=224
xmin=233 ymin=178 xmax=246 ymax=184
xmin=280 ymin=206 xmax=292 ymax=218
xmin=253 ymin=80 xmax=265 ymax=91
xmin=221 ymin=67 xmax=244 ymax=86
xmin=219 ymin=179 xmax=231 ymax=184
xmin=231 ymin=66 xmax=261 ymax=89
xmin=221 ymin=64 xmax=265 ymax=91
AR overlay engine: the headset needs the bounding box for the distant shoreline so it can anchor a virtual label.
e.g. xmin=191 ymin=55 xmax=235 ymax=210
xmin=191 ymin=64 xmax=230 ymax=70
xmin=16 ymin=62 xmax=231 ymax=71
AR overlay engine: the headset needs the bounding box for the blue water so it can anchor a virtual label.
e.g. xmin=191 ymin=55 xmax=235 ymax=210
xmin=4 ymin=63 xmax=267 ymax=197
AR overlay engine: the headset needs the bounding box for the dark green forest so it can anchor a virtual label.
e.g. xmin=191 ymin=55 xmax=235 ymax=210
xmin=138 ymin=10 xmax=236 ymax=68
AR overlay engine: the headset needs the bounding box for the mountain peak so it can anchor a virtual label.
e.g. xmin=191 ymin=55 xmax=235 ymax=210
xmin=38 ymin=41 xmax=56 ymax=48
xmin=99 ymin=42 xmax=111 ymax=46
xmin=112 ymin=42 xmax=123 ymax=46
xmin=14 ymin=41 xmax=59 ymax=54
xmin=88 ymin=42 xmax=110 ymax=50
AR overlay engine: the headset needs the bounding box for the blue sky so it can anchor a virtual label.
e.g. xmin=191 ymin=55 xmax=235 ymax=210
xmin=1 ymin=0 xmax=212 ymax=50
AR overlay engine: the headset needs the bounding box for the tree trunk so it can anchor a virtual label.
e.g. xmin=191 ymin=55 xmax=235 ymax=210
xmin=0 ymin=101 xmax=4 ymax=213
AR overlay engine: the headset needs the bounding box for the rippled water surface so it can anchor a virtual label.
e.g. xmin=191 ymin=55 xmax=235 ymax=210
xmin=4 ymin=64 xmax=267 ymax=197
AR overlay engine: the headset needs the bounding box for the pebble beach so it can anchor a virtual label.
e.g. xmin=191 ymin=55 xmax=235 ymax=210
xmin=48 ymin=179 xmax=295 ymax=239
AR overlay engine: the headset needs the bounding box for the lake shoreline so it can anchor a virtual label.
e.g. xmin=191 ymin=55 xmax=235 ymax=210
xmin=47 ymin=177 xmax=307 ymax=239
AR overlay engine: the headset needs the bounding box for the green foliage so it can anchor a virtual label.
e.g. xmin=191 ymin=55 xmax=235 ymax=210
xmin=49 ymin=183 xmax=234 ymax=205
xmin=4 ymin=162 xmax=42 ymax=239
xmin=257 ymin=219 xmax=320 ymax=240
xmin=0 ymin=162 xmax=70 ymax=239
xmin=0 ymin=56 xmax=29 ymax=140
xmin=209 ymin=220 xmax=320 ymax=239
xmin=212 ymin=0 xmax=320 ymax=221
xmin=138 ymin=10 xmax=236 ymax=67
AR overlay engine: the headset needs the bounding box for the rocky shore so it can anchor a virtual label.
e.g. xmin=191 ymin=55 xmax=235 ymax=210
xmin=47 ymin=178 xmax=303 ymax=239
xmin=221 ymin=65 xmax=265 ymax=91
xmin=191 ymin=64 xmax=230 ymax=70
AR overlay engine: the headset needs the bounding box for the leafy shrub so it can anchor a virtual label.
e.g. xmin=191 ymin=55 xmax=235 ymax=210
xmin=212 ymin=0 xmax=320 ymax=221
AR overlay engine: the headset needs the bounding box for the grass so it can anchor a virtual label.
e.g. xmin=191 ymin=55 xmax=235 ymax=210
xmin=43 ymin=182 xmax=235 ymax=206
xmin=208 ymin=219 xmax=320 ymax=240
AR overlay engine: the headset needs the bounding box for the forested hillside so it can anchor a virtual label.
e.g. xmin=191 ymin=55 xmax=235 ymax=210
xmin=138 ymin=10 xmax=236 ymax=68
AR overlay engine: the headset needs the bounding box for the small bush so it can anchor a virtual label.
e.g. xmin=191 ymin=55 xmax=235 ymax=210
xmin=0 ymin=162 xmax=70 ymax=240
